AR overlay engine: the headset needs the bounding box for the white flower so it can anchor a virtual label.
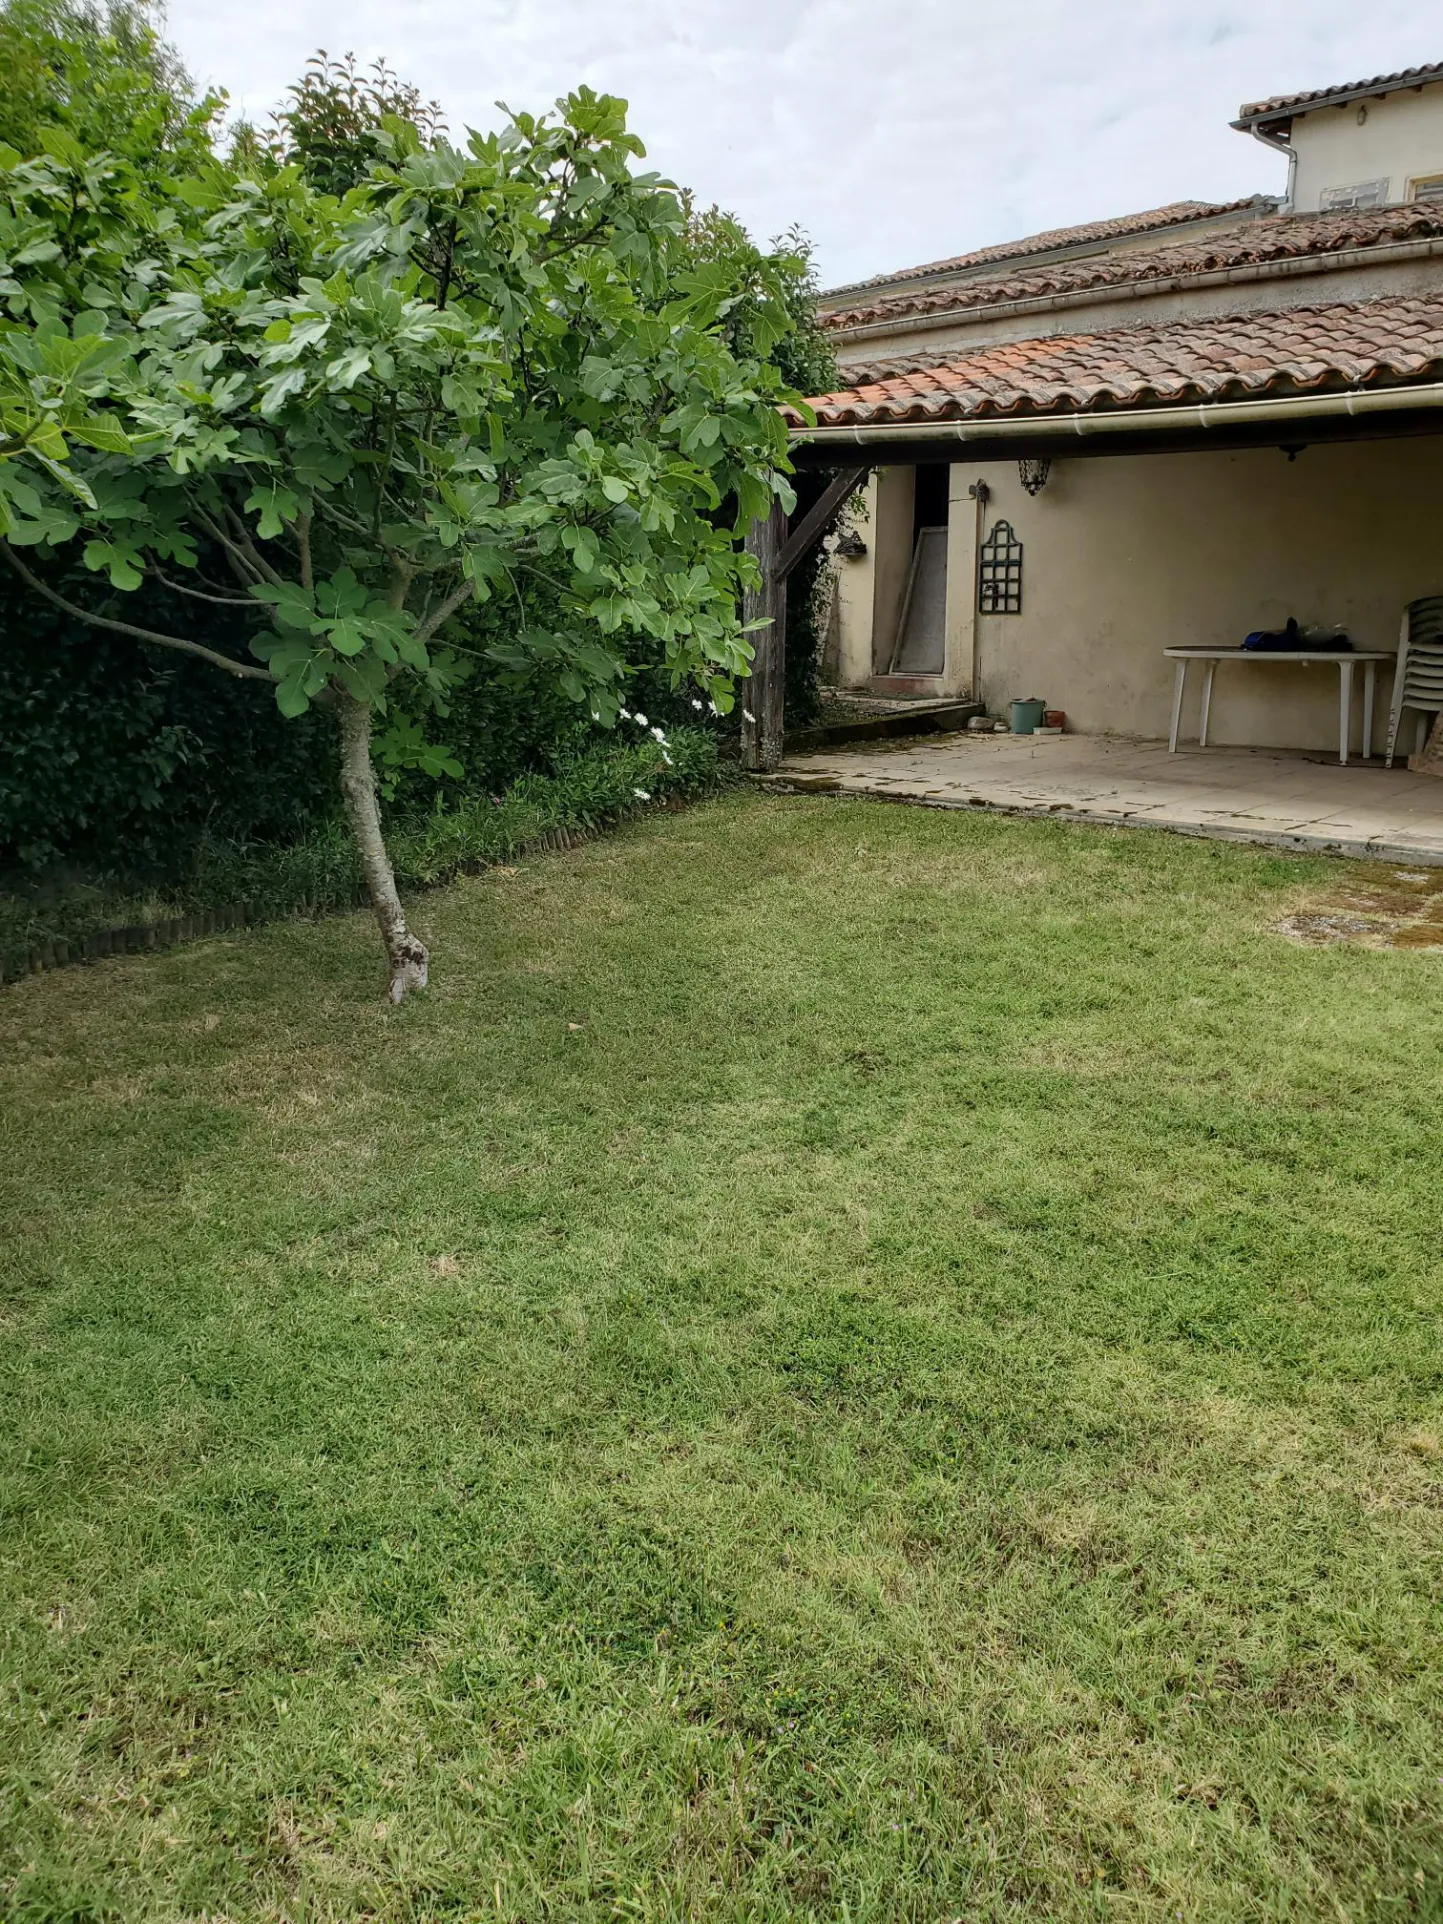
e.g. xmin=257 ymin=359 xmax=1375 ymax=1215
xmin=743 ymin=709 xmax=756 ymax=723
xmin=633 ymin=787 xmax=651 ymax=801
xmin=633 ymin=711 xmax=648 ymax=727
xmin=618 ymin=706 xmax=632 ymax=720
xmin=662 ymin=751 xmax=673 ymax=765
xmin=650 ymin=725 xmax=667 ymax=743
xmin=691 ymin=698 xmax=703 ymax=710
xmin=708 ymin=700 xmax=720 ymax=716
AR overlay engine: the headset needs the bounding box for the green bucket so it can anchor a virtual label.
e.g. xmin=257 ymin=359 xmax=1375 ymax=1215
xmin=1010 ymin=698 xmax=1047 ymax=735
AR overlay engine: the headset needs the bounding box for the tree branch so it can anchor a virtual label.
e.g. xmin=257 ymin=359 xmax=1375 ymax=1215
xmin=2 ymin=543 xmax=277 ymax=682
xmin=193 ymin=507 xmax=267 ymax=586
xmin=415 ymin=575 xmax=476 ymax=645
xmin=147 ymin=567 xmax=261 ymax=608
xmin=436 ymin=214 xmax=458 ymax=310
xmin=538 ymin=213 xmax=614 ymax=265
xmin=373 ymin=398 xmax=397 ymax=548
xmin=296 ymin=508 xmax=313 ymax=592
xmin=221 ymin=502 xmax=286 ymax=586
xmin=312 ymin=498 xmax=373 ymax=539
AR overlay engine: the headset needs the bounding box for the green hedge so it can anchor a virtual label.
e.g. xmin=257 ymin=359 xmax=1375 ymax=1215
xmin=0 ymin=727 xmax=737 ymax=980
xmin=0 ymin=558 xmax=626 ymax=874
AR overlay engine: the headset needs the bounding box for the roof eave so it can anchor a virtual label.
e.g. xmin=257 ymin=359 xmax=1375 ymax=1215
xmin=787 ymin=379 xmax=1443 ymax=461
xmin=824 ymin=228 xmax=1443 ymax=344
xmin=1234 ymin=69 xmax=1443 ymax=130
xmin=818 ymin=199 xmax=1271 ymax=306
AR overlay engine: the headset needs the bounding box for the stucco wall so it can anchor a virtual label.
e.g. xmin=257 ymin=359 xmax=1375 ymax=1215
xmin=955 ymin=435 xmax=1443 ymax=750
xmin=1290 ymin=84 xmax=1443 ymax=211
xmin=834 ymin=476 xmax=878 ymax=687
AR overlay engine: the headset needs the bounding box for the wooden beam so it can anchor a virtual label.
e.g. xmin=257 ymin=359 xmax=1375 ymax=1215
xmin=775 ymin=465 xmax=869 ymax=580
xmin=740 ymin=498 xmax=788 ymax=773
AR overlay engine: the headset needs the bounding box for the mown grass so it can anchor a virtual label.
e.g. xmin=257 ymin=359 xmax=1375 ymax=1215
xmin=2 ymin=792 xmax=1442 ymax=1922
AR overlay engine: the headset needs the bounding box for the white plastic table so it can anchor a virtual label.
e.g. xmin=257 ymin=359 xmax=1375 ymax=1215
xmin=1164 ymin=647 xmax=1396 ymax=766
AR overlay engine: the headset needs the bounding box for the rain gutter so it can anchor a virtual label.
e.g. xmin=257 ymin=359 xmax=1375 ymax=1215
xmin=790 ymin=380 xmax=1443 ymax=450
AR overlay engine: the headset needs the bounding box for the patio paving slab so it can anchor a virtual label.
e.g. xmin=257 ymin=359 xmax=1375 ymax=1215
xmin=762 ymin=732 xmax=1443 ymax=865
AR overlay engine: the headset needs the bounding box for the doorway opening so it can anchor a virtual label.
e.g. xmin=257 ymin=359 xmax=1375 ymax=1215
xmin=888 ymin=465 xmax=950 ymax=675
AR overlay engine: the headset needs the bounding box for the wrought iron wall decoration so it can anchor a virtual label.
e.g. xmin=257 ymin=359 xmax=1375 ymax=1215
xmin=1018 ymin=456 xmax=1051 ymax=495
xmin=978 ymin=519 xmax=1023 ymax=614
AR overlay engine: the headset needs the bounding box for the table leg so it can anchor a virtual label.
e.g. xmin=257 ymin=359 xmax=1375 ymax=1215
xmin=1169 ymin=659 xmax=1187 ymax=753
xmin=1199 ymin=662 xmax=1217 ymax=749
xmin=1339 ymin=659 xmax=1352 ymax=766
xmin=1362 ymin=659 xmax=1376 ymax=760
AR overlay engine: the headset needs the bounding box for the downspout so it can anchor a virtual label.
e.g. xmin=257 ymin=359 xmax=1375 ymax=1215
xmin=1237 ymin=112 xmax=1295 ymax=211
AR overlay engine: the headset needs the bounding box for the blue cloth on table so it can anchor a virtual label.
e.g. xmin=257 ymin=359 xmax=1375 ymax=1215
xmin=1242 ymin=617 xmax=1351 ymax=652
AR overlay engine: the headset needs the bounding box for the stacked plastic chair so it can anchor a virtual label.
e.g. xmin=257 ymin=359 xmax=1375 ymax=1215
xmin=1385 ymin=595 xmax=1443 ymax=766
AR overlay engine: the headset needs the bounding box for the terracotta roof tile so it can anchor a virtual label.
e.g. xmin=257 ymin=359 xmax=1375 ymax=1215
xmin=790 ymin=295 xmax=1443 ymax=428
xmin=1236 ymin=62 xmax=1443 ymax=125
xmin=823 ymin=203 xmax=1443 ymax=332
xmin=820 ymin=200 xmax=1266 ymax=299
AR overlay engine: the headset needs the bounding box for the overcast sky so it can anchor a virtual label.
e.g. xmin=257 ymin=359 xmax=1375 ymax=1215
xmin=163 ymin=0 xmax=1434 ymax=288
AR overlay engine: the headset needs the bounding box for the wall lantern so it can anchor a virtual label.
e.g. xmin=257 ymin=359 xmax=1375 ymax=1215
xmin=834 ymin=529 xmax=868 ymax=559
xmin=1018 ymin=456 xmax=1052 ymax=496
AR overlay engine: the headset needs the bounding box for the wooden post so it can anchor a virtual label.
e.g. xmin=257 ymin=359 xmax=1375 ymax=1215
xmin=741 ymin=498 xmax=788 ymax=772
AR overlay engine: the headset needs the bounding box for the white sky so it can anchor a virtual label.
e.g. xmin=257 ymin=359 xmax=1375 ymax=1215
xmin=163 ymin=0 xmax=1437 ymax=288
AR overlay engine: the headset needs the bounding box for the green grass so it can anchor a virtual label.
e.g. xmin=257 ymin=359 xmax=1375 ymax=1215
xmin=3 ymin=792 xmax=1442 ymax=1921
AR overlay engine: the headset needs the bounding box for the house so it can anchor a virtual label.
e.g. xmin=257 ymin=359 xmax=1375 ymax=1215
xmin=791 ymin=62 xmax=1443 ymax=759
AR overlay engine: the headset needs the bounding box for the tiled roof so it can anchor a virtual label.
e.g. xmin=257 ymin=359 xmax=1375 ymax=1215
xmin=1236 ymin=61 xmax=1443 ymax=126
xmin=823 ymin=203 xmax=1443 ymax=332
xmin=791 ymin=295 xmax=1443 ymax=428
xmin=819 ymin=200 xmax=1267 ymax=300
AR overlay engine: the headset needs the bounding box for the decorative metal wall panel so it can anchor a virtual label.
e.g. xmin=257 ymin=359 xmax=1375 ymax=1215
xmin=978 ymin=519 xmax=1023 ymax=614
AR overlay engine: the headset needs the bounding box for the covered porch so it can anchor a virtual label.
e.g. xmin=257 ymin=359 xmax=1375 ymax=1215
xmin=761 ymin=728 xmax=1443 ymax=864
xmin=741 ymin=294 xmax=1443 ymax=798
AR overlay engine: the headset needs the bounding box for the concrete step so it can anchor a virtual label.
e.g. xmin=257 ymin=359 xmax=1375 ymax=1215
xmin=784 ymin=699 xmax=984 ymax=754
xmin=868 ymin=675 xmax=951 ymax=699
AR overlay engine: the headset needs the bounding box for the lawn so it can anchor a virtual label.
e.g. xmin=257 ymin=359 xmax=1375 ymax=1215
xmin=3 ymin=791 xmax=1442 ymax=1921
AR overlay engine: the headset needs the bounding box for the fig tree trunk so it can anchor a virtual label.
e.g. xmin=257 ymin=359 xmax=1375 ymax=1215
xmin=336 ymin=690 xmax=429 ymax=1003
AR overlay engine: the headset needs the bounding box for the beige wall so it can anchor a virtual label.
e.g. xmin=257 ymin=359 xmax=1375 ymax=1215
xmin=967 ymin=436 xmax=1443 ymax=749
xmin=943 ymin=466 xmax=980 ymax=698
xmin=1290 ymin=83 xmax=1443 ymax=211
xmin=834 ymin=475 xmax=877 ymax=687
xmin=844 ymin=436 xmax=1443 ymax=752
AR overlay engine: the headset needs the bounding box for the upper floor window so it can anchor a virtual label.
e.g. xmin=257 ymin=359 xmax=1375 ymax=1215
xmin=1411 ymin=173 xmax=1443 ymax=203
xmin=1319 ymin=178 xmax=1391 ymax=211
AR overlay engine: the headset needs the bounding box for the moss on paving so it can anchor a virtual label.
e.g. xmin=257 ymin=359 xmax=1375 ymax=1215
xmin=2 ymin=792 xmax=1441 ymax=1921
